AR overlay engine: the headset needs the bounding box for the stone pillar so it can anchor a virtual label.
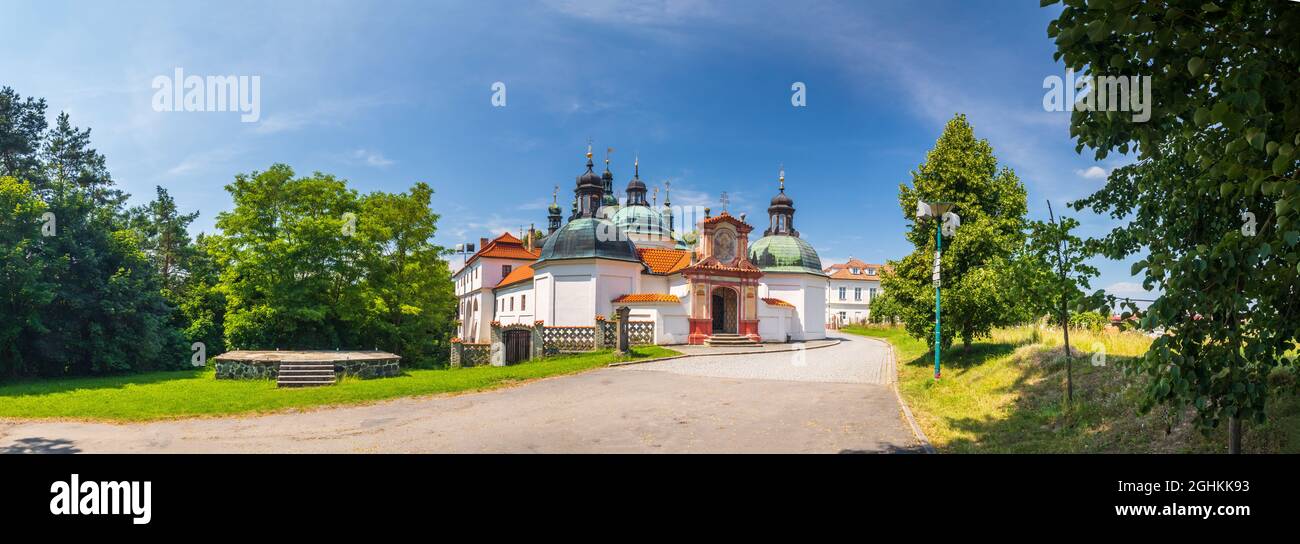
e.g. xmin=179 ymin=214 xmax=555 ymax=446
xmin=489 ymin=323 xmax=506 ymax=366
xmin=531 ymin=323 xmax=545 ymax=360
xmin=615 ymin=306 xmax=631 ymax=355
xmin=450 ymin=342 xmax=464 ymax=368
xmin=594 ymin=316 xmax=607 ymax=350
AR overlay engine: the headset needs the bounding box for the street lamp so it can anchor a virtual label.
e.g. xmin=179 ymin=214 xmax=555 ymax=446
xmin=916 ymin=201 xmax=958 ymax=379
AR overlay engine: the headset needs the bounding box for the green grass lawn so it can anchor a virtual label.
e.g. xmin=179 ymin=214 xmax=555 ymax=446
xmin=842 ymin=324 xmax=1300 ymax=453
xmin=0 ymin=346 xmax=679 ymax=422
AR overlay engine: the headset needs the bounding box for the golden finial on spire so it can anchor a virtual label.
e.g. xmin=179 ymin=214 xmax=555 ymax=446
xmin=779 ymin=163 xmax=786 ymax=191
xmin=605 ymin=146 xmax=613 ymax=165
xmin=586 ymin=138 xmax=593 ymax=159
xmin=552 ymin=184 xmax=559 ymax=203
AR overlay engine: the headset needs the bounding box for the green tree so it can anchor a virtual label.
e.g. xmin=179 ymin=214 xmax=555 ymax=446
xmin=878 ymin=114 xmax=1030 ymax=351
xmin=214 ymin=164 xmax=365 ymax=349
xmin=0 ymin=88 xmax=186 ymax=377
xmin=213 ymin=165 xmax=455 ymax=364
xmin=129 ymin=186 xmax=200 ymax=295
xmin=354 ymin=182 xmax=456 ymax=366
xmin=1017 ymin=203 xmax=1099 ymax=400
xmin=0 ymin=176 xmax=55 ymax=377
xmin=1046 ymin=0 xmax=1300 ymax=452
xmin=0 ymin=87 xmax=47 ymax=184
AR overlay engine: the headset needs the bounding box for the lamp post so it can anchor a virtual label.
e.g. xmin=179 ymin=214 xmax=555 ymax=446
xmin=916 ymin=201 xmax=957 ymax=380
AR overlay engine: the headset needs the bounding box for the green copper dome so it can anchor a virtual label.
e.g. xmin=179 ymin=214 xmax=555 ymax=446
xmin=748 ymin=235 xmax=826 ymax=276
xmin=537 ymin=217 xmax=642 ymax=265
xmin=612 ymin=205 xmax=669 ymax=237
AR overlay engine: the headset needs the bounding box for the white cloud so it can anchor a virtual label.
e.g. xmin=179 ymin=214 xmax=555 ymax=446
xmin=1075 ymin=166 xmax=1108 ymax=179
xmin=348 ymin=148 xmax=394 ymax=168
xmin=253 ymin=95 xmax=395 ymax=135
xmin=166 ymin=147 xmax=239 ymax=176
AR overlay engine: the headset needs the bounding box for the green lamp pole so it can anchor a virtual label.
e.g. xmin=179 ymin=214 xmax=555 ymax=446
xmin=917 ymin=201 xmax=955 ymax=380
xmin=934 ymin=216 xmax=942 ymax=379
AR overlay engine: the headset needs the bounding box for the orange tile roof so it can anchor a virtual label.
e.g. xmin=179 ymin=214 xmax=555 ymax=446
xmin=495 ymin=264 xmax=534 ymax=289
xmin=824 ymin=259 xmax=889 ymax=280
xmin=762 ymin=297 xmax=795 ymax=308
xmin=468 ymin=231 xmax=540 ymax=265
xmin=702 ymin=211 xmax=753 ymax=232
xmin=612 ymin=293 xmax=681 ymax=303
xmin=638 ymin=247 xmax=692 ymax=275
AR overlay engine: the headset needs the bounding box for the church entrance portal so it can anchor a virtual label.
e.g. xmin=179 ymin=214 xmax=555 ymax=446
xmin=710 ymin=287 xmax=738 ymax=334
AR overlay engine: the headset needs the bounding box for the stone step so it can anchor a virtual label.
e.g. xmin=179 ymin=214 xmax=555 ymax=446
xmin=278 ymin=373 xmax=335 ymax=380
xmin=704 ymin=335 xmax=761 ymax=346
xmin=277 ymin=363 xmax=337 ymax=388
xmin=278 ymin=379 xmax=337 ymax=388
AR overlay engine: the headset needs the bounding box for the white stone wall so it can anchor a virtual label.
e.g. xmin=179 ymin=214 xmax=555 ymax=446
xmin=759 ymin=272 xmax=828 ymax=341
xmin=533 ymin=259 xmax=645 ymax=327
xmin=757 ymin=302 xmax=793 ymax=342
xmin=493 ymin=281 xmax=535 ymax=326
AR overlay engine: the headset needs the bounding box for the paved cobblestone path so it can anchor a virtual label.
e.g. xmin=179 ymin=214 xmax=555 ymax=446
xmin=0 ymin=333 xmax=920 ymax=453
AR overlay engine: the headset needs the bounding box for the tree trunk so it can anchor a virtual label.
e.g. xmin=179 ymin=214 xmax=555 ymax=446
xmin=1062 ymin=305 xmax=1072 ymax=402
xmin=1229 ymin=416 xmax=1242 ymax=454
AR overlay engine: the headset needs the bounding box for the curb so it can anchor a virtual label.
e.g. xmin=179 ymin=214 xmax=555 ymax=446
xmin=606 ymin=338 xmax=843 ymax=367
xmin=859 ymin=336 xmax=936 ymax=454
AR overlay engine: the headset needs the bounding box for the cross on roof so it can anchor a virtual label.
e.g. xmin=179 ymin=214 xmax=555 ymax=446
xmin=720 ymin=191 xmax=729 ymax=212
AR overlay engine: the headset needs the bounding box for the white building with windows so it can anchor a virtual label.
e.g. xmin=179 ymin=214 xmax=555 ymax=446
xmin=824 ymin=258 xmax=886 ymax=326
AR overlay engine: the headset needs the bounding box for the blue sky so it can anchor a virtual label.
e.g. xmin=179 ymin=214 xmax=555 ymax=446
xmin=0 ymin=0 xmax=1151 ymax=302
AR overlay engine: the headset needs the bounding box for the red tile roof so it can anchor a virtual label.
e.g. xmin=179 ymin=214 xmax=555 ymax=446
xmin=762 ymin=297 xmax=795 ymax=308
xmin=467 ymin=232 xmax=541 ymax=266
xmin=495 ymin=264 xmax=534 ymax=289
xmin=612 ymin=293 xmax=681 ymax=303
xmin=638 ymin=247 xmax=692 ymax=275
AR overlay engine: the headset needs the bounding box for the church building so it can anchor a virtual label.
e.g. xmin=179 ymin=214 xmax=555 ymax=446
xmin=452 ymin=145 xmax=828 ymax=346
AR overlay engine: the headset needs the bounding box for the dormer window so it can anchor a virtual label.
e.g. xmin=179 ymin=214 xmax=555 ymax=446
xmin=851 ymin=268 xmax=860 ymax=275
xmin=867 ymin=268 xmax=876 ymax=275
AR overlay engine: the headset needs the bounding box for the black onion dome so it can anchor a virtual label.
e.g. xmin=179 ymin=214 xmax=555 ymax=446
xmin=770 ymin=189 xmax=793 ymax=208
xmin=577 ymin=157 xmax=602 ymax=188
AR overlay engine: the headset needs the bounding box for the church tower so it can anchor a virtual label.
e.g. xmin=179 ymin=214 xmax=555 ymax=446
xmin=764 ymin=167 xmax=798 ymax=237
xmin=547 ymin=186 xmax=562 ymax=234
xmin=599 ymin=150 xmax=619 ymax=215
xmin=574 ymin=144 xmax=604 ymax=218
xmin=624 ymin=156 xmax=649 ymax=206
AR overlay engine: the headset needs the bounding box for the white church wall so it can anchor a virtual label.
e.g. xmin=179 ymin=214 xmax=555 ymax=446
xmin=639 ymin=274 xmax=669 ymax=294
xmin=552 ymin=272 xmax=595 ymax=326
xmin=533 ymin=259 xmax=644 ymax=327
xmin=595 ymin=261 xmax=642 ymax=318
xmin=760 ymin=272 xmax=827 ymax=341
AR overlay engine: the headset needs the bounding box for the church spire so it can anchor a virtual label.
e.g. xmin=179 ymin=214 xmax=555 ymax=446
xmin=765 ymin=165 xmax=797 ymax=237
xmin=575 ymin=142 xmax=604 ymax=218
xmin=600 ymin=147 xmax=618 ymax=210
xmin=548 ymin=184 xmax=562 ymax=234
xmin=662 ymin=179 xmax=673 ymax=234
xmin=624 ymin=154 xmax=649 ymax=207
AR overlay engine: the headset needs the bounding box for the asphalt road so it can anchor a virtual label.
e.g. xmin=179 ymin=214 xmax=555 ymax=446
xmin=0 ymin=333 xmax=920 ymax=454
